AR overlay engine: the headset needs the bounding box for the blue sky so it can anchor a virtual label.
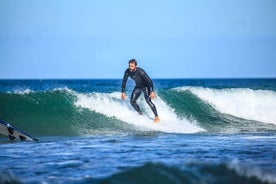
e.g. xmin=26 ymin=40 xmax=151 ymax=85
xmin=0 ymin=0 xmax=276 ymax=79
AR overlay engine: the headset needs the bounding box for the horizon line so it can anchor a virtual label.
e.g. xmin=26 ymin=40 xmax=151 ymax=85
xmin=0 ymin=77 xmax=276 ymax=80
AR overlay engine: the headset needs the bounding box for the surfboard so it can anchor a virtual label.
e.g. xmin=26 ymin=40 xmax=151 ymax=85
xmin=0 ymin=119 xmax=38 ymax=141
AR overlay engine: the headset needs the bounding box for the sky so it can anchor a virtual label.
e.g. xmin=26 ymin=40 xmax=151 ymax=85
xmin=0 ymin=0 xmax=276 ymax=79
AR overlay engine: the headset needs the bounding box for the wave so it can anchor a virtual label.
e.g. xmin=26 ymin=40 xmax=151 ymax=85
xmin=174 ymin=87 xmax=276 ymax=125
xmin=1 ymin=86 xmax=276 ymax=137
xmin=0 ymin=88 xmax=203 ymax=136
xmin=95 ymin=161 xmax=276 ymax=184
xmin=3 ymin=160 xmax=275 ymax=184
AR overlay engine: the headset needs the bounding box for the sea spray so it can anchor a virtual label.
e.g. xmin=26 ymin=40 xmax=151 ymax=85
xmin=74 ymin=91 xmax=204 ymax=133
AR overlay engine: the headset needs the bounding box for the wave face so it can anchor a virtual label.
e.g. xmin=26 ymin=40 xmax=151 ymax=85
xmin=1 ymin=79 xmax=276 ymax=136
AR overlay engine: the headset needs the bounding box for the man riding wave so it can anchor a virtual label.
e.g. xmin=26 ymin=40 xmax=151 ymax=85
xmin=121 ymin=59 xmax=160 ymax=123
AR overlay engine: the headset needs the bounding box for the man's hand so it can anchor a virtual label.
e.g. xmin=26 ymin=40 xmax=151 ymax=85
xmin=121 ymin=92 xmax=126 ymax=100
xmin=150 ymin=92 xmax=156 ymax=100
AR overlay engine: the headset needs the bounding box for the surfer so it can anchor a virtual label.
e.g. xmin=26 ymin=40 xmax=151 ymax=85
xmin=121 ymin=59 xmax=160 ymax=123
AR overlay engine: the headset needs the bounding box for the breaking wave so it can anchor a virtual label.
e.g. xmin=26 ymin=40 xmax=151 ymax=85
xmin=1 ymin=86 xmax=276 ymax=136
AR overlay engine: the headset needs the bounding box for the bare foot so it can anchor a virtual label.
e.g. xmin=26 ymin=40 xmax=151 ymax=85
xmin=154 ymin=117 xmax=160 ymax=123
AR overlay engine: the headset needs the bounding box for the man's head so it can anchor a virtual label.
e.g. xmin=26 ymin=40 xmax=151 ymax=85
xmin=128 ymin=59 xmax=137 ymax=71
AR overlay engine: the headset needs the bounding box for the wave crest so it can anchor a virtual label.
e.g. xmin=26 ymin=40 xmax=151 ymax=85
xmin=174 ymin=87 xmax=276 ymax=125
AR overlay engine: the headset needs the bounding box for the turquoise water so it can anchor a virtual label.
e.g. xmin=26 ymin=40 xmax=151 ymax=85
xmin=0 ymin=79 xmax=276 ymax=183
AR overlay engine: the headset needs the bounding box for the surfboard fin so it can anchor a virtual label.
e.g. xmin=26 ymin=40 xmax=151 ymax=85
xmin=7 ymin=125 xmax=14 ymax=135
xmin=7 ymin=125 xmax=16 ymax=140
xmin=9 ymin=135 xmax=16 ymax=141
xmin=19 ymin=135 xmax=27 ymax=141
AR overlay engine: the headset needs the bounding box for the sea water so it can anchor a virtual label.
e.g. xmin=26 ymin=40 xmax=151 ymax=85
xmin=0 ymin=79 xmax=276 ymax=183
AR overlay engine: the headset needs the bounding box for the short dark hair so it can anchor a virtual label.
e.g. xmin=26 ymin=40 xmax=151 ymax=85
xmin=128 ymin=59 xmax=137 ymax=66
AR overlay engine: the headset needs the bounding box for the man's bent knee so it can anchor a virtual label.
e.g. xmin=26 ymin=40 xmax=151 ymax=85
xmin=130 ymin=99 xmax=136 ymax=106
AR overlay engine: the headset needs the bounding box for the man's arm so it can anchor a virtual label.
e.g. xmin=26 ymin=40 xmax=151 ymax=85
xmin=121 ymin=69 xmax=129 ymax=93
xmin=121 ymin=69 xmax=129 ymax=100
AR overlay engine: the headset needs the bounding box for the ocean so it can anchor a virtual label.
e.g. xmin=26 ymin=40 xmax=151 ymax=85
xmin=0 ymin=79 xmax=276 ymax=184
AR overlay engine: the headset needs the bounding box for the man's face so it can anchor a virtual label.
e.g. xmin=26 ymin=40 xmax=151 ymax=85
xmin=129 ymin=63 xmax=136 ymax=72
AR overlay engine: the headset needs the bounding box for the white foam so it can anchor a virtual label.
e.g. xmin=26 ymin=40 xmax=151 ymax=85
xmin=7 ymin=87 xmax=73 ymax=94
xmin=74 ymin=91 xmax=204 ymax=134
xmin=8 ymin=88 xmax=34 ymax=94
xmin=52 ymin=87 xmax=75 ymax=93
xmin=175 ymin=87 xmax=276 ymax=125
xmin=227 ymin=159 xmax=276 ymax=184
xmin=243 ymin=135 xmax=276 ymax=140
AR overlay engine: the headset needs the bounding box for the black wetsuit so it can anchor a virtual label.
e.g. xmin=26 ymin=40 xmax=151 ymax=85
xmin=122 ymin=67 xmax=158 ymax=117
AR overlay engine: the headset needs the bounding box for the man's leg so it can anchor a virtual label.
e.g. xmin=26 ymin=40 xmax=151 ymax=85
xmin=143 ymin=87 xmax=158 ymax=117
xmin=130 ymin=88 xmax=143 ymax=115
